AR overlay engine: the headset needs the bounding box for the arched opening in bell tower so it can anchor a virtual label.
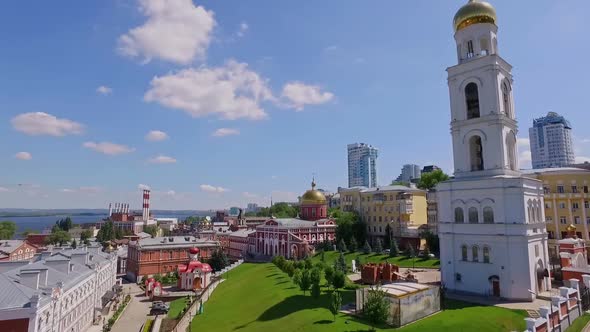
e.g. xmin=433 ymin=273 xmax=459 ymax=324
xmin=465 ymin=83 xmax=480 ymax=119
xmin=506 ymin=131 xmax=517 ymax=171
xmin=469 ymin=135 xmax=484 ymax=171
xmin=502 ymin=81 xmax=513 ymax=118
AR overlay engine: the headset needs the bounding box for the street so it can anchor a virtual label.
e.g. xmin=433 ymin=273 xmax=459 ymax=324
xmin=111 ymin=283 xmax=152 ymax=332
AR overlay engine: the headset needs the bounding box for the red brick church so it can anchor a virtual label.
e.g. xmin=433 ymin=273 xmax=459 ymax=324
xmin=250 ymin=179 xmax=337 ymax=259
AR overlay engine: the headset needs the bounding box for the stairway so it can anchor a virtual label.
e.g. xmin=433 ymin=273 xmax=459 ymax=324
xmin=526 ymin=309 xmax=540 ymax=319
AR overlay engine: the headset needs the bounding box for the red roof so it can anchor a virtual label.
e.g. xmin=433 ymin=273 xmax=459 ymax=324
xmin=189 ymin=247 xmax=200 ymax=254
xmin=177 ymin=261 xmax=212 ymax=273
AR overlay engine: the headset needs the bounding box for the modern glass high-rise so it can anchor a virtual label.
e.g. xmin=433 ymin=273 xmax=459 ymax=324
xmin=347 ymin=143 xmax=378 ymax=187
xmin=397 ymin=164 xmax=421 ymax=182
xmin=529 ymin=112 xmax=575 ymax=169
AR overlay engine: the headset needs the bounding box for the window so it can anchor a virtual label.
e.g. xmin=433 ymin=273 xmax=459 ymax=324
xmin=545 ymin=202 xmax=551 ymax=209
xmin=586 ymin=201 xmax=589 ymax=209
xmin=575 ymin=216 xmax=581 ymax=224
xmin=572 ymin=186 xmax=578 ymax=193
xmin=535 ymin=245 xmax=539 ymax=258
xmin=468 ymin=207 xmax=479 ymax=223
xmin=467 ymin=40 xmax=474 ymax=57
xmin=506 ymin=132 xmax=517 ymax=171
xmin=378 ymin=216 xmax=382 ymax=222
xmin=472 ymin=246 xmax=479 ymax=262
xmin=455 ymin=207 xmax=464 ymax=223
xmin=465 ymin=83 xmax=480 ymax=119
xmin=573 ymin=202 xmax=580 ymax=210
xmin=559 ymin=202 xmax=566 ymax=209
xmin=461 ymin=245 xmax=468 ymax=261
xmin=560 ymin=216 xmax=567 ymax=224
xmin=373 ymin=226 xmax=376 ymax=232
xmin=379 ymin=226 xmax=382 ymax=233
xmin=483 ymin=247 xmax=490 ymax=263
xmin=483 ymin=207 xmax=494 ymax=224
xmin=587 ymin=217 xmax=590 ymax=225
xmin=502 ymin=81 xmax=512 ymax=118
xmin=169 ymin=251 xmax=173 ymax=259
xmin=584 ymin=186 xmax=589 ymax=194
xmin=557 ymin=185 xmax=565 ymax=193
xmin=469 ymin=136 xmax=484 ymax=171
xmin=543 ymin=186 xmax=551 ymax=194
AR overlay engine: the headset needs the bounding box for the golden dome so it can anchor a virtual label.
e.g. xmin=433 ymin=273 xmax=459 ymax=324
xmin=453 ymin=0 xmax=497 ymax=32
xmin=300 ymin=179 xmax=327 ymax=205
xmin=566 ymin=224 xmax=577 ymax=232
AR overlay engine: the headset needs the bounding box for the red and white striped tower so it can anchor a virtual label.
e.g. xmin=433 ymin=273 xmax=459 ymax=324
xmin=142 ymin=189 xmax=151 ymax=220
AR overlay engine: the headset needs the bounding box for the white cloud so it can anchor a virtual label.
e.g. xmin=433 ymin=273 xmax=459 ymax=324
xmin=281 ymin=82 xmax=334 ymax=110
xmin=117 ymin=0 xmax=215 ymax=65
xmin=324 ymin=45 xmax=338 ymax=52
xmin=580 ymin=138 xmax=590 ymax=144
xmin=60 ymin=189 xmax=75 ymax=193
xmin=144 ymin=60 xmax=273 ymax=120
xmin=145 ymin=130 xmax=169 ymax=141
xmin=11 ymin=112 xmax=84 ymax=136
xmin=78 ymin=186 xmax=102 ymax=193
xmin=165 ymin=190 xmax=176 ymax=195
xmin=271 ymin=175 xmax=278 ymax=180
xmin=242 ymin=192 xmax=258 ymax=198
xmin=148 ymin=155 xmax=177 ymax=164
xmin=200 ymin=184 xmax=228 ymax=193
xmin=517 ymin=137 xmax=532 ymax=169
xmin=96 ymin=85 xmax=113 ymax=95
xmin=15 ymin=152 xmax=32 ymax=160
xmin=0 ymin=187 xmax=9 ymax=192
xmin=83 ymin=141 xmax=135 ymax=155
xmin=212 ymin=128 xmax=239 ymax=137
xmin=575 ymin=156 xmax=590 ymax=163
xmin=236 ymin=22 xmax=249 ymax=37
xmin=138 ymin=184 xmax=151 ymax=190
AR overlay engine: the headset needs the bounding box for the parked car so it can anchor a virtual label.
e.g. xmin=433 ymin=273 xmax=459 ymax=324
xmin=151 ymin=301 xmax=169 ymax=314
xmin=383 ymin=249 xmax=390 ymax=254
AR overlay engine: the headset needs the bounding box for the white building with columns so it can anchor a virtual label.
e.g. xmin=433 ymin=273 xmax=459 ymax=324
xmin=437 ymin=0 xmax=550 ymax=301
xmin=0 ymin=246 xmax=118 ymax=332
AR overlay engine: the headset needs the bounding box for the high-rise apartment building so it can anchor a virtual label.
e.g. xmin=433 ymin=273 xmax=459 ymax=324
xmin=396 ymin=164 xmax=421 ymax=183
xmin=529 ymin=112 xmax=575 ymax=169
xmin=347 ymin=143 xmax=378 ymax=188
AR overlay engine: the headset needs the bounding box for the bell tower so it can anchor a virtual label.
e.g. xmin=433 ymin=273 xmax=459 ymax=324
xmin=448 ymin=0 xmax=518 ymax=178
xmin=437 ymin=0 xmax=550 ymax=301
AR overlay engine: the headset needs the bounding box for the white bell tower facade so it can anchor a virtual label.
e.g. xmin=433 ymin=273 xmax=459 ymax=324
xmin=438 ymin=0 xmax=550 ymax=301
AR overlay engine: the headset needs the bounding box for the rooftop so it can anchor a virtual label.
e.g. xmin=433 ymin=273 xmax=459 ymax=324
xmin=339 ymin=185 xmax=424 ymax=194
xmin=134 ymin=236 xmax=219 ymax=250
xmin=380 ymin=282 xmax=432 ymax=297
xmin=0 ymin=240 xmax=26 ymax=254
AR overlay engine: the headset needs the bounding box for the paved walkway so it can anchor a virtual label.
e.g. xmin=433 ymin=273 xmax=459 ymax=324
xmin=447 ymin=292 xmax=553 ymax=311
xmin=111 ymin=283 xmax=153 ymax=332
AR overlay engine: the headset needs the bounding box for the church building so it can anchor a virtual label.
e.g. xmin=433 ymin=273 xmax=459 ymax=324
xmin=437 ymin=0 xmax=551 ymax=300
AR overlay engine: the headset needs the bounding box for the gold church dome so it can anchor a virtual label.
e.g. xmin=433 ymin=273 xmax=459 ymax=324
xmin=301 ymin=179 xmax=327 ymax=205
xmin=566 ymin=224 xmax=577 ymax=232
xmin=453 ymin=0 xmax=497 ymax=32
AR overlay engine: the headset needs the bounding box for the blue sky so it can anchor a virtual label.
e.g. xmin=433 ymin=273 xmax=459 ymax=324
xmin=1 ymin=0 xmax=589 ymax=210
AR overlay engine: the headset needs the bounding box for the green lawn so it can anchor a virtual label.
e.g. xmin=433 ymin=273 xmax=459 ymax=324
xmin=566 ymin=313 xmax=590 ymax=332
xmin=168 ymin=297 xmax=188 ymax=319
xmin=311 ymin=251 xmax=440 ymax=270
xmin=190 ymin=263 xmax=526 ymax=332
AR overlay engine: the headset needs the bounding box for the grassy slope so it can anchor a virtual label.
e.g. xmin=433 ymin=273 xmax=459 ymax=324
xmin=168 ymin=297 xmax=188 ymax=319
xmin=191 ymin=263 xmax=526 ymax=332
xmin=311 ymin=251 xmax=440 ymax=270
xmin=566 ymin=314 xmax=590 ymax=332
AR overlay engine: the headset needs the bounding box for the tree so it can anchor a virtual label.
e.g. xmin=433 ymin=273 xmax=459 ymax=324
xmin=420 ymin=231 xmax=440 ymax=255
xmin=332 ymin=271 xmax=345 ymax=290
xmin=46 ymin=230 xmax=72 ymax=246
xmin=304 ymin=257 xmax=313 ymax=270
xmin=96 ymin=221 xmax=115 ymax=243
xmin=407 ymin=244 xmax=416 ymax=258
xmin=363 ymin=287 xmax=390 ymax=329
xmin=363 ymin=240 xmax=372 ymax=254
xmin=334 ymin=211 xmax=359 ymax=245
xmin=320 ymin=250 xmax=325 ymax=262
xmin=390 ymin=180 xmax=410 ymax=187
xmin=208 ymin=249 xmax=229 ymax=271
xmin=352 ymin=219 xmax=368 ymax=246
xmin=330 ymin=291 xmax=342 ymax=322
xmin=144 ymin=225 xmax=158 ymax=238
xmin=423 ymin=245 xmax=431 ymax=257
xmin=374 ymin=238 xmax=383 ymax=254
xmin=356 ymin=255 xmax=363 ymax=267
xmin=300 ymin=269 xmax=311 ymax=295
xmin=311 ymin=282 xmax=321 ymax=299
xmin=324 ymin=265 xmax=335 ymax=287
xmin=284 ymin=261 xmax=295 ymax=277
xmin=338 ymin=251 xmax=347 ymax=273
xmin=80 ymin=229 xmax=93 ymax=242
xmin=293 ymin=268 xmax=303 ymax=287
xmin=338 ymin=239 xmax=347 ymax=252
xmin=349 ymin=237 xmax=358 ymax=252
xmin=417 ymin=169 xmax=449 ymax=190
xmin=21 ymin=228 xmax=36 ymax=238
xmin=0 ymin=221 xmax=17 ymax=240
xmin=55 ymin=217 xmax=73 ymax=232
xmin=384 ymin=224 xmax=392 ymax=243
xmin=310 ymin=267 xmax=322 ymax=285
xmin=389 ymin=238 xmax=399 ymax=257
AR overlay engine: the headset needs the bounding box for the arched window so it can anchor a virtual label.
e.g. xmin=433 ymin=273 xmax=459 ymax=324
xmin=537 ymin=201 xmax=543 ymax=223
xmin=483 ymin=207 xmax=494 ymax=224
xmin=502 ymin=81 xmax=512 ymax=118
xmin=465 ymin=83 xmax=480 ymax=119
xmin=506 ymin=132 xmax=517 ymax=171
xmin=469 ymin=135 xmax=484 ymax=171
xmin=468 ymin=207 xmax=479 ymax=223
xmin=461 ymin=245 xmax=468 ymax=261
xmin=472 ymin=246 xmax=479 ymax=262
xmin=455 ymin=207 xmax=464 ymax=223
xmin=483 ymin=247 xmax=490 ymax=263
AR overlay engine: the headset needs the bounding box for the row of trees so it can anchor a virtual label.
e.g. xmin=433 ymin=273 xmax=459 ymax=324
xmin=207 ymin=249 xmax=230 ymax=272
xmin=0 ymin=221 xmax=16 ymax=239
xmin=247 ymin=202 xmax=299 ymax=218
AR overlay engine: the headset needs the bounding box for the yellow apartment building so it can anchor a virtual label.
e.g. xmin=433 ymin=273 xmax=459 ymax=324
xmin=338 ymin=185 xmax=428 ymax=248
xmin=525 ymin=167 xmax=590 ymax=257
